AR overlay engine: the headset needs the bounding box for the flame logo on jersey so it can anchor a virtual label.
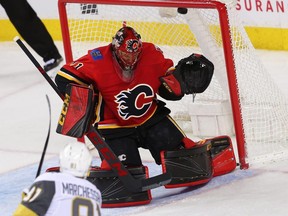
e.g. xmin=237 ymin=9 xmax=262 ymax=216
xmin=115 ymin=84 xmax=154 ymax=120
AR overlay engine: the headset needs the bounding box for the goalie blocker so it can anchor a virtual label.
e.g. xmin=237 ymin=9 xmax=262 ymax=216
xmin=56 ymin=83 xmax=96 ymax=138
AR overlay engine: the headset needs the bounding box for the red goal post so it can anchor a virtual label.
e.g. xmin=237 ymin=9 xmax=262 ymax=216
xmin=58 ymin=0 xmax=288 ymax=170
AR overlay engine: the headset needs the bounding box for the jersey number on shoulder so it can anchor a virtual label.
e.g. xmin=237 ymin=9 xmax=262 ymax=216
xmin=23 ymin=186 xmax=42 ymax=202
xmin=70 ymin=61 xmax=84 ymax=70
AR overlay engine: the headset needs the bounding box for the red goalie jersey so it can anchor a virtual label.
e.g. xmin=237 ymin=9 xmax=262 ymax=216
xmin=57 ymin=43 xmax=173 ymax=129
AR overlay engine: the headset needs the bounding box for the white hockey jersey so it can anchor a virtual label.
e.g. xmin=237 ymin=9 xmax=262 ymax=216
xmin=13 ymin=172 xmax=102 ymax=216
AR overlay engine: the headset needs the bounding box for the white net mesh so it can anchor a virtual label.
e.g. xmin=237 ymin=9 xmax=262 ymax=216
xmin=60 ymin=1 xmax=288 ymax=164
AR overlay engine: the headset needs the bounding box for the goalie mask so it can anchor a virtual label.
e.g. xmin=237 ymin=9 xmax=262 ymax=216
xmin=112 ymin=26 xmax=142 ymax=81
xmin=59 ymin=142 xmax=92 ymax=178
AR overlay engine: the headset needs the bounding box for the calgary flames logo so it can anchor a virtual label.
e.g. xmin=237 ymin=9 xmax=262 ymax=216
xmin=115 ymin=84 xmax=154 ymax=120
xmin=125 ymin=39 xmax=141 ymax=52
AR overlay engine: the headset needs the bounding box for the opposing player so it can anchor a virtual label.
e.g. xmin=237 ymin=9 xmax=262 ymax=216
xmin=55 ymin=26 xmax=235 ymax=205
xmin=13 ymin=142 xmax=102 ymax=216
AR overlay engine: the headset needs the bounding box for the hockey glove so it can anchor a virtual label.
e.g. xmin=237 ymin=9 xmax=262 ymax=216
xmin=160 ymin=53 xmax=214 ymax=96
xmin=56 ymin=83 xmax=96 ymax=138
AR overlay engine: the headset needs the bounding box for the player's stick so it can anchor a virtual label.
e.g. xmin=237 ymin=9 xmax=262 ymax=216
xmin=35 ymin=95 xmax=51 ymax=178
xmin=14 ymin=37 xmax=171 ymax=192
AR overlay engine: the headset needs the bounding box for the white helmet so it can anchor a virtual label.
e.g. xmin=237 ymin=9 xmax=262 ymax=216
xmin=59 ymin=142 xmax=92 ymax=178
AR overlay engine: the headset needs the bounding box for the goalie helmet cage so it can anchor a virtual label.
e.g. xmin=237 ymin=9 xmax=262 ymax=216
xmin=58 ymin=0 xmax=288 ymax=169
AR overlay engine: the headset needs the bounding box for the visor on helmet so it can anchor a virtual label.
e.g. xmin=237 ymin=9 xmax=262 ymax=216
xmin=116 ymin=49 xmax=141 ymax=70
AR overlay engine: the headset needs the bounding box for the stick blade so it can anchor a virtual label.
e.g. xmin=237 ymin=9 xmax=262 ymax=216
xmin=140 ymin=172 xmax=171 ymax=191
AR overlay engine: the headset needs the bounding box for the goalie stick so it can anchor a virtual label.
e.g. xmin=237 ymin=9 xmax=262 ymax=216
xmin=14 ymin=36 xmax=171 ymax=192
xmin=35 ymin=95 xmax=51 ymax=178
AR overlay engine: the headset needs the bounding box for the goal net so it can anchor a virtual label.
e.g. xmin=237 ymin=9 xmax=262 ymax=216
xmin=58 ymin=0 xmax=288 ymax=168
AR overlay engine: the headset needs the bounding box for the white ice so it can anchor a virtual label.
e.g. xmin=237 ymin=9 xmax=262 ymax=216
xmin=0 ymin=41 xmax=288 ymax=216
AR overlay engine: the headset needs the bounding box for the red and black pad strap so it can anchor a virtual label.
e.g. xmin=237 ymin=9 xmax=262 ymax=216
xmin=56 ymin=83 xmax=95 ymax=138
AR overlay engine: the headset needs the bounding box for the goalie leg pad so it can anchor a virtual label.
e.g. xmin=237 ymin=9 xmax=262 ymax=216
xmin=209 ymin=136 xmax=237 ymax=176
xmin=161 ymin=142 xmax=213 ymax=189
xmin=87 ymin=166 xmax=152 ymax=208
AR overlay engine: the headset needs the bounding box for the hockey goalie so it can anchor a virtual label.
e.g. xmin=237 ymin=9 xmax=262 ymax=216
xmin=55 ymin=26 xmax=237 ymax=207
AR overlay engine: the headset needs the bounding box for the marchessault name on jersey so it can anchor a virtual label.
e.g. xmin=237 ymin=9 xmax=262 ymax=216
xmin=62 ymin=182 xmax=101 ymax=202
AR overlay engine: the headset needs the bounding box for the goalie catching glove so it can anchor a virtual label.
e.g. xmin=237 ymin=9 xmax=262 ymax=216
xmin=160 ymin=53 xmax=214 ymax=96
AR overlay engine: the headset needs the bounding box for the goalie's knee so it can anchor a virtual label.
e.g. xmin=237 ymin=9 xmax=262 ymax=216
xmin=87 ymin=166 xmax=152 ymax=207
xmin=161 ymin=141 xmax=213 ymax=189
